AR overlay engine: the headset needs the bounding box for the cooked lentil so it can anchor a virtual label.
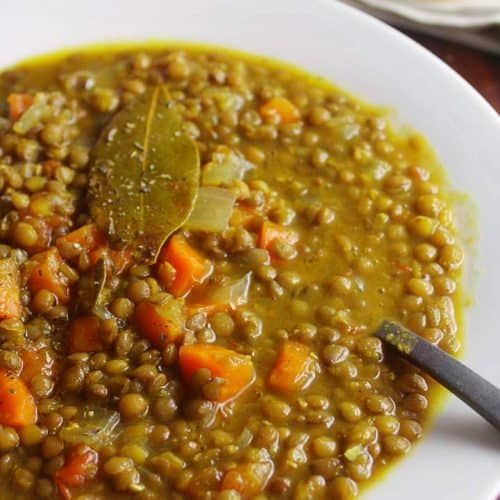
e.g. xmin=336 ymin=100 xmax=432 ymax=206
xmin=0 ymin=45 xmax=463 ymax=499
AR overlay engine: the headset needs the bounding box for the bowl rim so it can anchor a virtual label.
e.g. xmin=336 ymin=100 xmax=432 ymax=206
xmin=1 ymin=1 xmax=500 ymax=499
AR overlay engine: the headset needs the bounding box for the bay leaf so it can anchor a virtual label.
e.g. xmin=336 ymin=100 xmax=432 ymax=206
xmin=74 ymin=259 xmax=110 ymax=318
xmin=88 ymin=85 xmax=199 ymax=263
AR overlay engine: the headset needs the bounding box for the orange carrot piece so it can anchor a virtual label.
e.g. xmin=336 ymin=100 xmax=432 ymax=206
xmin=259 ymin=96 xmax=300 ymax=124
xmin=42 ymin=159 xmax=62 ymax=178
xmin=57 ymin=224 xmax=131 ymax=274
xmin=135 ymin=298 xmax=185 ymax=348
xmin=179 ymin=344 xmax=255 ymax=402
xmin=258 ymin=221 xmax=298 ymax=251
xmin=20 ymin=349 xmax=54 ymax=383
xmin=68 ymin=316 xmax=102 ymax=353
xmin=25 ymin=247 xmax=70 ymax=303
xmin=0 ymin=258 xmax=22 ymax=320
xmin=7 ymin=93 xmax=33 ymax=121
xmin=55 ymin=445 xmax=99 ymax=500
xmin=0 ymin=369 xmax=37 ymax=427
xmin=221 ymin=461 xmax=274 ymax=497
xmin=157 ymin=234 xmax=209 ymax=297
xmin=88 ymin=245 xmax=132 ymax=275
xmin=267 ymin=341 xmax=318 ymax=392
xmin=56 ymin=224 xmax=106 ymax=255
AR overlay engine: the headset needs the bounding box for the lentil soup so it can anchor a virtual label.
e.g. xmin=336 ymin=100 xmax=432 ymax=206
xmin=0 ymin=46 xmax=463 ymax=499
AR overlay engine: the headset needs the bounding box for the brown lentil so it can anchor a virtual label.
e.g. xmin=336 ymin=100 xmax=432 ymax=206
xmin=0 ymin=45 xmax=464 ymax=500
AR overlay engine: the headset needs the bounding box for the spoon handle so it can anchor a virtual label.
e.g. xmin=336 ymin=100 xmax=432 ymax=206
xmin=375 ymin=321 xmax=500 ymax=431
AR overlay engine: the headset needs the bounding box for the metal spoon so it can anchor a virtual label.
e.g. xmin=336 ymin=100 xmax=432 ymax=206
xmin=375 ymin=320 xmax=500 ymax=431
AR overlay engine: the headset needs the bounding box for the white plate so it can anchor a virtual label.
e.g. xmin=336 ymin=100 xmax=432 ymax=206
xmin=357 ymin=0 xmax=500 ymax=27
xmin=2 ymin=1 xmax=500 ymax=499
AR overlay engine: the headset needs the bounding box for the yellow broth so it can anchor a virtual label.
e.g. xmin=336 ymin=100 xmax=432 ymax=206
xmin=0 ymin=45 xmax=463 ymax=499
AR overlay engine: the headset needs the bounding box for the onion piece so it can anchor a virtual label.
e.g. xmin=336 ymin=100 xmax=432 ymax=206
xmin=201 ymin=88 xmax=245 ymax=112
xmin=13 ymin=94 xmax=49 ymax=135
xmin=185 ymin=186 xmax=236 ymax=232
xmin=205 ymin=272 xmax=252 ymax=309
xmin=235 ymin=427 xmax=254 ymax=448
xmin=202 ymin=147 xmax=254 ymax=186
xmin=59 ymin=406 xmax=120 ymax=446
xmin=364 ymin=160 xmax=391 ymax=181
xmin=344 ymin=444 xmax=365 ymax=462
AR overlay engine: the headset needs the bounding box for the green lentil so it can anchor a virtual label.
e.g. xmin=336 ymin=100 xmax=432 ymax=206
xmin=0 ymin=45 xmax=464 ymax=500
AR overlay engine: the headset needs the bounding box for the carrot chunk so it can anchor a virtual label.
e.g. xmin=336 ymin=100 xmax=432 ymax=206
xmin=157 ymin=234 xmax=210 ymax=297
xmin=25 ymin=247 xmax=70 ymax=303
xmin=258 ymin=221 xmax=298 ymax=251
xmin=20 ymin=349 xmax=54 ymax=383
xmin=56 ymin=224 xmax=106 ymax=255
xmin=68 ymin=316 xmax=102 ymax=353
xmin=57 ymin=224 xmax=131 ymax=274
xmin=88 ymin=245 xmax=132 ymax=274
xmin=221 ymin=461 xmax=274 ymax=497
xmin=55 ymin=444 xmax=99 ymax=500
xmin=0 ymin=369 xmax=37 ymax=427
xmin=135 ymin=296 xmax=185 ymax=348
xmin=259 ymin=96 xmax=300 ymax=124
xmin=268 ymin=341 xmax=318 ymax=392
xmin=0 ymin=258 xmax=22 ymax=320
xmin=7 ymin=93 xmax=33 ymax=121
xmin=42 ymin=159 xmax=62 ymax=177
xmin=179 ymin=344 xmax=255 ymax=402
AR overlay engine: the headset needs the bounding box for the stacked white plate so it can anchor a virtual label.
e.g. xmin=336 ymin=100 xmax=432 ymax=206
xmin=341 ymin=0 xmax=500 ymax=55
xmin=357 ymin=0 xmax=500 ymax=27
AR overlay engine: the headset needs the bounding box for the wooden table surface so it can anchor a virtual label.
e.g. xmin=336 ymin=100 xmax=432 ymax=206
xmin=405 ymin=31 xmax=500 ymax=113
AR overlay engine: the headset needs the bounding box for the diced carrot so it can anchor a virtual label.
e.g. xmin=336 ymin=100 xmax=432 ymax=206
xmin=179 ymin=344 xmax=255 ymax=402
xmin=135 ymin=297 xmax=185 ymax=348
xmin=259 ymin=96 xmax=300 ymax=124
xmin=0 ymin=369 xmax=37 ymax=427
xmin=68 ymin=316 xmax=102 ymax=353
xmin=57 ymin=224 xmax=131 ymax=274
xmin=20 ymin=349 xmax=54 ymax=383
xmin=7 ymin=93 xmax=33 ymax=121
xmin=88 ymin=245 xmax=132 ymax=275
xmin=157 ymin=234 xmax=210 ymax=297
xmin=55 ymin=444 xmax=99 ymax=500
xmin=44 ymin=213 xmax=72 ymax=235
xmin=267 ymin=341 xmax=318 ymax=392
xmin=0 ymin=258 xmax=22 ymax=320
xmin=258 ymin=220 xmax=298 ymax=251
xmin=56 ymin=224 xmax=106 ymax=255
xmin=42 ymin=159 xmax=62 ymax=178
xmin=221 ymin=461 xmax=274 ymax=497
xmin=25 ymin=247 xmax=70 ymax=303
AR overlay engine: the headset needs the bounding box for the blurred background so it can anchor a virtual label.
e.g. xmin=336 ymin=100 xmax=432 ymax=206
xmin=340 ymin=0 xmax=500 ymax=112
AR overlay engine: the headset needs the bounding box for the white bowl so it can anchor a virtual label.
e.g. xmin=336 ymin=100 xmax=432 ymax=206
xmin=3 ymin=1 xmax=500 ymax=499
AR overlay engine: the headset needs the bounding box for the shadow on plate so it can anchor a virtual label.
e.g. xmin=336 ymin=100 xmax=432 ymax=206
xmin=433 ymin=413 xmax=500 ymax=451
